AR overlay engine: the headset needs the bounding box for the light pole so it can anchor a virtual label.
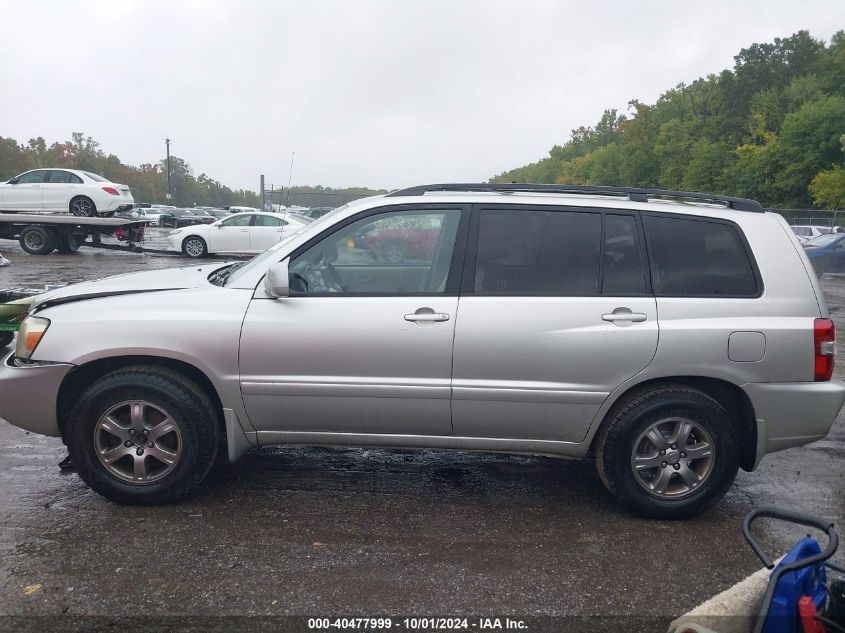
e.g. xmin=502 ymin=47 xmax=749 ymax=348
xmin=165 ymin=138 xmax=172 ymax=202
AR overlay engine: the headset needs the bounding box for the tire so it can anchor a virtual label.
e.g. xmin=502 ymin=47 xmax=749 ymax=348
xmin=595 ymin=384 xmax=739 ymax=519
xmin=19 ymin=226 xmax=55 ymax=255
xmin=66 ymin=366 xmax=220 ymax=505
xmin=0 ymin=331 xmax=13 ymax=348
xmin=55 ymin=233 xmax=81 ymax=253
xmin=182 ymin=236 xmax=208 ymax=258
xmin=70 ymin=196 xmax=97 ymax=217
xmin=101 ymin=211 xmax=116 ymax=218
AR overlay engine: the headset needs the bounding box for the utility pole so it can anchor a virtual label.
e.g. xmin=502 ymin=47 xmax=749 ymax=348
xmin=165 ymin=138 xmax=172 ymax=202
xmin=260 ymin=174 xmax=265 ymax=212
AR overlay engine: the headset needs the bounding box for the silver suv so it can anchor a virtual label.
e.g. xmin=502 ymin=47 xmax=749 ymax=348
xmin=2 ymin=184 xmax=843 ymax=518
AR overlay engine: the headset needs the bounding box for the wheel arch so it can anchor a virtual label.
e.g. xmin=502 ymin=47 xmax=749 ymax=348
xmin=590 ymin=376 xmax=758 ymax=472
xmin=57 ymin=355 xmax=226 ymax=449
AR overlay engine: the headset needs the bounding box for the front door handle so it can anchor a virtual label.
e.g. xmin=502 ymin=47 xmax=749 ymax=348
xmin=602 ymin=308 xmax=648 ymax=323
xmin=405 ymin=310 xmax=450 ymax=323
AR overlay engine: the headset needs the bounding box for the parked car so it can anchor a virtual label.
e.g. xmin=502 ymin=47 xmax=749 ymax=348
xmin=0 ymin=168 xmax=134 ymax=217
xmin=227 ymin=206 xmax=260 ymax=214
xmin=189 ymin=210 xmax=217 ymax=224
xmin=802 ymin=233 xmax=845 ymax=274
xmin=159 ymin=209 xmax=207 ymax=228
xmin=290 ymin=207 xmax=335 ymax=221
xmin=167 ymin=211 xmax=309 ymax=257
xmin=2 ymin=183 xmax=843 ymax=519
xmin=365 ymin=226 xmax=440 ymax=263
xmin=131 ymin=206 xmax=173 ymax=226
xmin=791 ymin=225 xmax=832 ymax=243
xmin=203 ymin=208 xmax=233 ymax=220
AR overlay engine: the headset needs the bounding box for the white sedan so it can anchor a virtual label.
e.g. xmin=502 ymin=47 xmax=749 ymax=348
xmin=167 ymin=212 xmax=310 ymax=257
xmin=0 ymin=168 xmax=134 ymax=217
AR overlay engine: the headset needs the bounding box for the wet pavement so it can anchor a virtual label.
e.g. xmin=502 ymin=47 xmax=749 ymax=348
xmin=0 ymin=235 xmax=843 ymax=632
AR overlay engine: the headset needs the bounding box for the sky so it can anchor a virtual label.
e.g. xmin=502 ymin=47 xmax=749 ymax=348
xmin=0 ymin=1 xmax=843 ymax=192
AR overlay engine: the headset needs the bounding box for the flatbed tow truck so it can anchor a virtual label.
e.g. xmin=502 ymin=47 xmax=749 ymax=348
xmin=0 ymin=213 xmax=149 ymax=255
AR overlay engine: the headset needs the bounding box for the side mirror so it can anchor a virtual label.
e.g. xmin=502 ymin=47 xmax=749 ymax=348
xmin=264 ymin=260 xmax=289 ymax=298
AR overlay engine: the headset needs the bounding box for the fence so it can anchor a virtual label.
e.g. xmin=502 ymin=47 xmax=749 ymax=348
xmin=772 ymin=208 xmax=843 ymax=227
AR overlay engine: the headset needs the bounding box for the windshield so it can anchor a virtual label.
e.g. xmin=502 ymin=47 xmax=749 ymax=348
xmin=224 ymin=202 xmax=353 ymax=286
xmin=804 ymin=233 xmax=842 ymax=247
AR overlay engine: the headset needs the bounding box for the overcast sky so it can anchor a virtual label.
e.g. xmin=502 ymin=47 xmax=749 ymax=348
xmin=1 ymin=1 xmax=843 ymax=191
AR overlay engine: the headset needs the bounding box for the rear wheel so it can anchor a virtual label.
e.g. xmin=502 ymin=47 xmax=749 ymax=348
xmin=182 ymin=236 xmax=208 ymax=258
xmin=66 ymin=366 xmax=220 ymax=505
xmin=595 ymin=384 xmax=739 ymax=519
xmin=55 ymin=233 xmax=81 ymax=253
xmin=19 ymin=226 xmax=55 ymax=255
xmin=70 ymin=196 xmax=97 ymax=217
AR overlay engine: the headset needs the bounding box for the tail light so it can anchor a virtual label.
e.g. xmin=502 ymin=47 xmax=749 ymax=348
xmin=102 ymin=187 xmax=120 ymax=196
xmin=814 ymin=318 xmax=835 ymax=381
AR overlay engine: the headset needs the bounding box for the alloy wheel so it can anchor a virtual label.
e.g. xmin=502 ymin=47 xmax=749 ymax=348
xmin=184 ymin=239 xmax=204 ymax=257
xmin=71 ymin=198 xmax=93 ymax=217
xmin=629 ymin=417 xmax=715 ymax=499
xmin=93 ymin=400 xmax=182 ymax=484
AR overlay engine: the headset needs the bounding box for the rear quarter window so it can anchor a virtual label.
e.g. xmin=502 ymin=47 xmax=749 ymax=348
xmin=643 ymin=214 xmax=760 ymax=297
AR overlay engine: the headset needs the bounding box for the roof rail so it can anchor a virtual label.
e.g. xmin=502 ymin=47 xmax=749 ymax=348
xmin=385 ymin=183 xmax=765 ymax=212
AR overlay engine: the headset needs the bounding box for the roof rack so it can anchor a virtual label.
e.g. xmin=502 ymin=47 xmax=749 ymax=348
xmin=385 ymin=183 xmax=765 ymax=213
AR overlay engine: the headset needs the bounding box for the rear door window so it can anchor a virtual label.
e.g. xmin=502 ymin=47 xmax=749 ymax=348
xmin=643 ymin=214 xmax=759 ymax=297
xmin=474 ymin=209 xmax=602 ymax=294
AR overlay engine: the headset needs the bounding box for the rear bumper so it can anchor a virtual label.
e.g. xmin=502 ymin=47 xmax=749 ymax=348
xmin=100 ymin=197 xmax=134 ymax=212
xmin=743 ymin=381 xmax=845 ymax=466
xmin=0 ymin=352 xmax=72 ymax=437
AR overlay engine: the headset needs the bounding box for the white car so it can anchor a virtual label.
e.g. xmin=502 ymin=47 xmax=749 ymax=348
xmin=791 ymin=225 xmax=832 ymax=243
xmin=167 ymin=211 xmax=309 ymax=257
xmin=0 ymin=168 xmax=134 ymax=217
xmin=132 ymin=206 xmax=174 ymax=226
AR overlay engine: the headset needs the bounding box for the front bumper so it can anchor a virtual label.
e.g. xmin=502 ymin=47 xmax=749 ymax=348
xmin=0 ymin=352 xmax=72 ymax=437
xmin=167 ymin=233 xmax=184 ymax=252
xmin=743 ymin=380 xmax=845 ymax=466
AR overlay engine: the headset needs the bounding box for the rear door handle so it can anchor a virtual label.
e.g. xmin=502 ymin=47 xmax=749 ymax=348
xmin=404 ymin=312 xmax=450 ymax=322
xmin=602 ymin=310 xmax=648 ymax=323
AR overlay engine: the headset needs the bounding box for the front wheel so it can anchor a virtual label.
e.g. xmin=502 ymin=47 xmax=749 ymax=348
xmin=182 ymin=236 xmax=208 ymax=258
xmin=19 ymin=226 xmax=55 ymax=255
xmin=66 ymin=366 xmax=220 ymax=505
xmin=595 ymin=384 xmax=739 ymax=519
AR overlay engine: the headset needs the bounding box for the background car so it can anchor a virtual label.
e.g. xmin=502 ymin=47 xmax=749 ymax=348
xmin=159 ymin=208 xmax=207 ymax=228
xmin=791 ymin=224 xmax=832 ymax=243
xmin=188 ymin=209 xmax=217 ymax=224
xmin=167 ymin=211 xmax=308 ymax=257
xmin=0 ymin=168 xmax=134 ymax=217
xmin=131 ymin=206 xmax=174 ymax=226
xmin=204 ymin=208 xmax=233 ymax=220
xmin=290 ymin=206 xmax=334 ymax=220
xmin=802 ymin=232 xmax=845 ymax=274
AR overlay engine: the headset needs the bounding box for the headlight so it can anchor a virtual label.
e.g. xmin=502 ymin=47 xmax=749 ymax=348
xmin=169 ymin=229 xmax=183 ymax=236
xmin=15 ymin=316 xmax=50 ymax=360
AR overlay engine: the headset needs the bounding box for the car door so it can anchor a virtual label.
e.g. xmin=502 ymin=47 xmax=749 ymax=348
xmin=451 ymin=206 xmax=658 ymax=443
xmin=250 ymin=214 xmax=289 ymax=251
xmin=207 ymin=214 xmax=253 ymax=251
xmin=41 ymin=170 xmax=82 ymax=211
xmin=238 ymin=205 xmax=466 ymax=436
xmin=0 ymin=170 xmax=47 ymax=210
